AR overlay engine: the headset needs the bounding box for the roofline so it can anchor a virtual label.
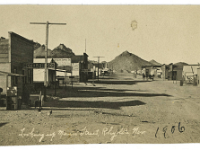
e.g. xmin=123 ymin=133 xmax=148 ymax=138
xmin=8 ymin=31 xmax=35 ymax=44
xmin=185 ymin=64 xmax=200 ymax=66
xmin=142 ymin=65 xmax=162 ymax=67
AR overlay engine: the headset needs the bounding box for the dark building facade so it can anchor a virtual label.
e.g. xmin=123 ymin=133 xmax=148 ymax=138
xmin=71 ymin=53 xmax=88 ymax=82
xmin=0 ymin=32 xmax=34 ymax=104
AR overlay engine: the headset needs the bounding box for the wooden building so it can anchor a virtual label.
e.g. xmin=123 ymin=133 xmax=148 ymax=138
xmin=71 ymin=53 xmax=88 ymax=82
xmin=0 ymin=32 xmax=34 ymax=105
xmin=33 ymin=53 xmax=88 ymax=85
xmin=142 ymin=65 xmax=162 ymax=78
xmin=183 ymin=64 xmax=200 ymax=84
xmin=166 ymin=62 xmax=188 ymax=81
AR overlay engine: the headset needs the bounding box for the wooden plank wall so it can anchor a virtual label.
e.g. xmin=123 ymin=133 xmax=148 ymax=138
xmin=0 ymin=39 xmax=9 ymax=63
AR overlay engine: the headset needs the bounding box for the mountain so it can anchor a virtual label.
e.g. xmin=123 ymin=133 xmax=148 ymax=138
xmin=107 ymin=51 xmax=152 ymax=72
xmin=34 ymin=44 xmax=75 ymax=58
xmin=149 ymin=59 xmax=162 ymax=66
xmin=51 ymin=44 xmax=75 ymax=58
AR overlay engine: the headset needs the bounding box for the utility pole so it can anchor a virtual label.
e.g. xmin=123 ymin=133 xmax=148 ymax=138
xmin=30 ymin=21 xmax=66 ymax=101
xmin=94 ymin=56 xmax=104 ymax=81
xmin=85 ymin=39 xmax=86 ymax=53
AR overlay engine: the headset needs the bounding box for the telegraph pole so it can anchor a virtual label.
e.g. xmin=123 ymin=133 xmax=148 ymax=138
xmin=85 ymin=39 xmax=86 ymax=53
xmin=30 ymin=21 xmax=66 ymax=101
xmin=94 ymin=56 xmax=104 ymax=81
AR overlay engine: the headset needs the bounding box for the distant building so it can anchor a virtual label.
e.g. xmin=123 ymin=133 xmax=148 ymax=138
xmin=51 ymin=44 xmax=75 ymax=58
xmin=161 ymin=64 xmax=168 ymax=80
xmin=34 ymin=45 xmax=52 ymax=58
xmin=160 ymin=62 xmax=189 ymax=81
xmin=171 ymin=62 xmax=188 ymax=81
xmin=162 ymin=62 xmax=187 ymax=81
xmin=101 ymin=61 xmax=108 ymax=68
xmin=183 ymin=64 xmax=200 ymax=84
xmin=33 ymin=44 xmax=88 ymax=84
xmin=142 ymin=64 xmax=162 ymax=78
xmin=87 ymin=61 xmax=110 ymax=78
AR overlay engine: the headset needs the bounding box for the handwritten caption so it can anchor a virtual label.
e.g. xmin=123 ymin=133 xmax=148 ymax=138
xmin=155 ymin=122 xmax=185 ymax=138
xmin=18 ymin=126 xmax=146 ymax=142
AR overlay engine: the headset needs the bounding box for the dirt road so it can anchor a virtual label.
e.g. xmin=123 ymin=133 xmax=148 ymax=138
xmin=1 ymin=73 xmax=200 ymax=145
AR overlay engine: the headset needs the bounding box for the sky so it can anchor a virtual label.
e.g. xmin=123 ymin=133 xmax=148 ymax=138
xmin=0 ymin=4 xmax=200 ymax=64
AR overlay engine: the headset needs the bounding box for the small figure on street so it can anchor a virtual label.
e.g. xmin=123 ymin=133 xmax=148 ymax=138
xmin=35 ymin=101 xmax=40 ymax=109
xmin=37 ymin=107 xmax=42 ymax=112
xmin=142 ymin=73 xmax=145 ymax=80
xmin=48 ymin=109 xmax=52 ymax=115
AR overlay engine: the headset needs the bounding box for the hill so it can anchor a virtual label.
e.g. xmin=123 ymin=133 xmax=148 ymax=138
xmin=107 ymin=51 xmax=152 ymax=72
xmin=149 ymin=59 xmax=162 ymax=66
xmin=34 ymin=44 xmax=75 ymax=58
xmin=51 ymin=44 xmax=75 ymax=58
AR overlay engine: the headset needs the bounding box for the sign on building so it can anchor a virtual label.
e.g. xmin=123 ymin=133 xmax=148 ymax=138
xmin=53 ymin=58 xmax=71 ymax=68
xmin=33 ymin=69 xmax=46 ymax=82
xmin=24 ymin=63 xmax=56 ymax=69
xmin=72 ymin=63 xmax=79 ymax=76
xmin=72 ymin=63 xmax=79 ymax=71
xmin=33 ymin=58 xmax=52 ymax=63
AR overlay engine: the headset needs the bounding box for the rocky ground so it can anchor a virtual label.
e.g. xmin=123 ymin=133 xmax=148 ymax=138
xmin=1 ymin=73 xmax=200 ymax=145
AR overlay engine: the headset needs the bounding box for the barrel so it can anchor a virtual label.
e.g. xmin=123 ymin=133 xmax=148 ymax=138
xmin=180 ymin=80 xmax=183 ymax=86
xmin=193 ymin=77 xmax=197 ymax=86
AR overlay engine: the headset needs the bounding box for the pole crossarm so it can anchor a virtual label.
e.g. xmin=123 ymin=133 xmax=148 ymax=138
xmin=30 ymin=22 xmax=66 ymax=25
xmin=93 ymin=56 xmax=104 ymax=81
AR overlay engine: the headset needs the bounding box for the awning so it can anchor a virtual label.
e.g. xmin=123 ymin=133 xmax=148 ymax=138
xmin=48 ymin=68 xmax=71 ymax=73
xmin=102 ymin=68 xmax=110 ymax=72
xmin=48 ymin=65 xmax=72 ymax=73
xmin=0 ymin=71 xmax=25 ymax=77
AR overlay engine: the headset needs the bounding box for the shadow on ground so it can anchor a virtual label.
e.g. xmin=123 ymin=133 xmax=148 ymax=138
xmin=87 ymin=80 xmax=151 ymax=85
xmin=44 ymin=100 xmax=146 ymax=110
xmin=46 ymin=86 xmax=172 ymax=98
xmin=0 ymin=122 xmax=8 ymax=128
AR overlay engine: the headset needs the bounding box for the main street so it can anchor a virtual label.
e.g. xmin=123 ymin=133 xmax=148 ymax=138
xmin=1 ymin=73 xmax=200 ymax=145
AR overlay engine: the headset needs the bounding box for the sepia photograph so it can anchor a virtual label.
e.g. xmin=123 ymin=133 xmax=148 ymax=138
xmin=0 ymin=2 xmax=200 ymax=148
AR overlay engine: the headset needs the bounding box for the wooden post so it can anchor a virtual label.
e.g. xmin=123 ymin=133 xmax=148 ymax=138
xmin=54 ymin=80 xmax=56 ymax=96
xmin=39 ymin=90 xmax=42 ymax=107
